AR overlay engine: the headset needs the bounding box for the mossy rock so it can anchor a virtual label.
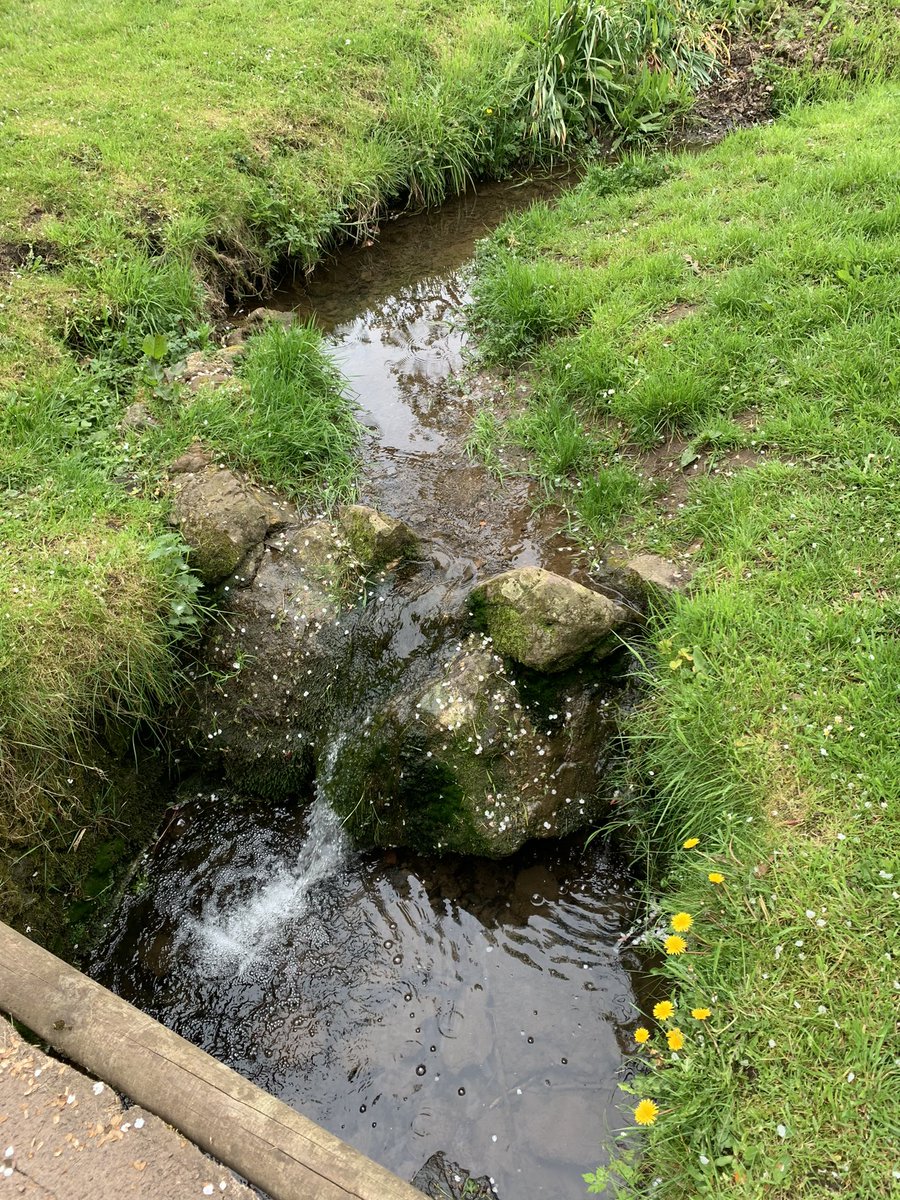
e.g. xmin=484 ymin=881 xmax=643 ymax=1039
xmin=337 ymin=504 xmax=417 ymax=571
xmin=173 ymin=465 xmax=269 ymax=584
xmin=469 ymin=566 xmax=627 ymax=672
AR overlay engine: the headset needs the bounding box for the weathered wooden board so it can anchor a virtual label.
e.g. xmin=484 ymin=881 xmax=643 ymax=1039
xmin=0 ymin=921 xmax=424 ymax=1200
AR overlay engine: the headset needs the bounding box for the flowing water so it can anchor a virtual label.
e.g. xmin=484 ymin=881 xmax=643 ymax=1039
xmin=93 ymin=175 xmax=650 ymax=1197
xmin=268 ymin=170 xmax=582 ymax=576
xmin=94 ymin=789 xmax=646 ymax=1197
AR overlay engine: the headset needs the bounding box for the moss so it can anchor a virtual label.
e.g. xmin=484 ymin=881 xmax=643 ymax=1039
xmin=1 ymin=751 xmax=170 ymax=962
xmin=468 ymin=590 xmax=531 ymax=662
xmin=187 ymin=523 xmax=246 ymax=585
xmin=221 ymin=751 xmax=314 ymax=803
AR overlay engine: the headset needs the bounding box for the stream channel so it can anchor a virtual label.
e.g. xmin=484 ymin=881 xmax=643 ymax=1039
xmin=92 ymin=177 xmax=650 ymax=1198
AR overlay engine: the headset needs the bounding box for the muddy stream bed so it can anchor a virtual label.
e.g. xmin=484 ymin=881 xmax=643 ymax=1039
xmin=92 ymin=176 xmax=651 ymax=1198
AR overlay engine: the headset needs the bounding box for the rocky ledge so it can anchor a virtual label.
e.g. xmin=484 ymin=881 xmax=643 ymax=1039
xmin=172 ymin=461 xmax=658 ymax=856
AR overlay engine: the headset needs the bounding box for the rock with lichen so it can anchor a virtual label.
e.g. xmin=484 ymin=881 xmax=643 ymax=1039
xmin=469 ymin=566 xmax=627 ymax=672
xmin=318 ymin=637 xmax=620 ymax=856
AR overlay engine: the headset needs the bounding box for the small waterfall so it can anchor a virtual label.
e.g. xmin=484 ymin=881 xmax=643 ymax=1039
xmin=189 ymin=793 xmax=349 ymax=972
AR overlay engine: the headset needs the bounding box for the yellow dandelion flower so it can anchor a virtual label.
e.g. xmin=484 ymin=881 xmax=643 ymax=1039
xmin=634 ymin=1027 xmax=650 ymax=1044
xmin=671 ymin=912 xmax=693 ymax=932
xmin=682 ymin=837 xmax=700 ymax=849
xmin=669 ymin=658 xmax=683 ymax=670
xmin=708 ymin=872 xmax=725 ymax=884
xmin=652 ymin=1000 xmax=674 ymax=1020
xmin=634 ymin=1099 xmax=659 ymax=1126
xmin=485 ymin=106 xmax=494 ymax=114
xmin=666 ymin=1028 xmax=685 ymax=1051
xmin=664 ymin=934 xmax=687 ymax=956
xmin=691 ymin=1008 xmax=711 ymax=1021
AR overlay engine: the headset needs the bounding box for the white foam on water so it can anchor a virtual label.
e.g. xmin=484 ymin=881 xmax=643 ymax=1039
xmin=189 ymin=794 xmax=349 ymax=973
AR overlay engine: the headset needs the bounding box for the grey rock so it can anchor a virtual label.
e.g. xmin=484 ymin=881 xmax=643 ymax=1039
xmin=169 ymin=444 xmax=211 ymax=475
xmin=165 ymin=349 xmax=236 ymax=393
xmin=244 ymin=306 xmax=295 ymax=330
xmin=319 ymin=637 xmax=617 ymax=856
xmin=120 ymin=401 xmax=158 ymax=430
xmin=469 ymin=566 xmax=627 ymax=672
xmin=173 ymin=466 xmax=270 ymax=585
xmin=625 ymin=553 xmax=688 ymax=594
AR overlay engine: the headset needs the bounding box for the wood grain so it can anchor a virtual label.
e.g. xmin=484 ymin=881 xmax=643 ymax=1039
xmin=0 ymin=921 xmax=424 ymax=1200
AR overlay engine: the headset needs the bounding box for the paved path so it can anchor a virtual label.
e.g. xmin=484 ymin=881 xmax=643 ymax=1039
xmin=0 ymin=1018 xmax=257 ymax=1199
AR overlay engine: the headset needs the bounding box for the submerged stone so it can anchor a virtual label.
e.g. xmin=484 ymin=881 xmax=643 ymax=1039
xmin=412 ymin=1151 xmax=497 ymax=1199
xmin=469 ymin=566 xmax=627 ymax=672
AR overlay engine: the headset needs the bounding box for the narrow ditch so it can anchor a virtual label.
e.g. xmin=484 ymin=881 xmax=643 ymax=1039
xmin=90 ymin=173 xmax=657 ymax=1199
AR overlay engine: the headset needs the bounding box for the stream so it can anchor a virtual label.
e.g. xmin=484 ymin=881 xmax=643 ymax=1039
xmin=92 ymin=176 xmax=649 ymax=1198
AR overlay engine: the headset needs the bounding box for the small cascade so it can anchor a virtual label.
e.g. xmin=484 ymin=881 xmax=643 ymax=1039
xmin=189 ymin=793 xmax=349 ymax=973
xmin=93 ymin=173 xmax=651 ymax=1200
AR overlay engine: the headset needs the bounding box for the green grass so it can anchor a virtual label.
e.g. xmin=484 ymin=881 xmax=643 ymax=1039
xmin=141 ymin=321 xmax=363 ymax=502
xmin=469 ymin=85 xmax=899 ymax=1197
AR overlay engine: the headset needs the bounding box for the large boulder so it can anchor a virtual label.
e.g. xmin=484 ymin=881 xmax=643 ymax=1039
xmin=318 ymin=637 xmax=620 ymax=855
xmin=469 ymin=566 xmax=627 ymax=672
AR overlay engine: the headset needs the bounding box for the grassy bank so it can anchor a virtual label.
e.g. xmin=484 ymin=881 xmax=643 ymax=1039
xmin=0 ymin=0 xmax=545 ymax=937
xmin=469 ymin=84 xmax=899 ymax=1196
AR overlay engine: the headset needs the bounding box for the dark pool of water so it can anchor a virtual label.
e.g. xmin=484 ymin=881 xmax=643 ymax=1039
xmin=92 ymin=791 xmax=646 ymax=1198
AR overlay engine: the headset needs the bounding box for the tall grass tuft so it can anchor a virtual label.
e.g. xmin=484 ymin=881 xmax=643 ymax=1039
xmin=185 ymin=322 xmax=361 ymax=504
xmin=523 ymin=0 xmax=717 ymax=151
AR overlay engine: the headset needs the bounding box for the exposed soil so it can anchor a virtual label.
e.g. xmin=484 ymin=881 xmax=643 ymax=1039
xmin=678 ymin=35 xmax=780 ymax=146
xmin=628 ymin=431 xmax=767 ymax=521
xmin=676 ymin=14 xmax=841 ymax=148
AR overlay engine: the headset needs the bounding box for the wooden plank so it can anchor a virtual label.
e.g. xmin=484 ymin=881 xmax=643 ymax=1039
xmin=0 ymin=921 xmax=424 ymax=1200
